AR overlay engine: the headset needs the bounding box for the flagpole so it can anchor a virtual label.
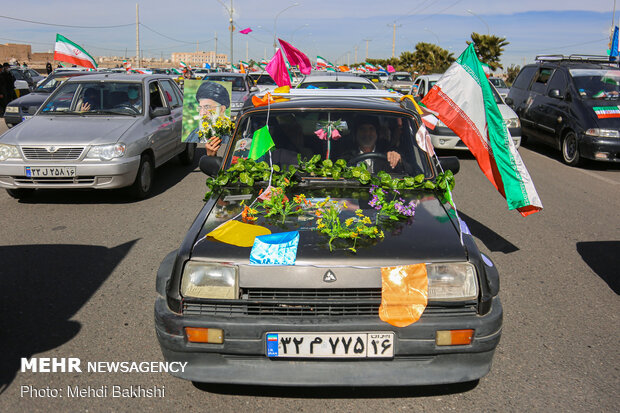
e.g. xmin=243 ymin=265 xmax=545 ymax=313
xmin=135 ymin=3 xmax=140 ymax=68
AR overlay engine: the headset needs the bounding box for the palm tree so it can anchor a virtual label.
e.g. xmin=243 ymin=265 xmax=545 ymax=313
xmin=409 ymin=42 xmax=454 ymax=74
xmin=467 ymin=33 xmax=509 ymax=71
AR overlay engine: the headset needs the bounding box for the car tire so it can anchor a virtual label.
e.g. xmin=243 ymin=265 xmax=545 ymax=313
xmin=561 ymin=131 xmax=580 ymax=166
xmin=6 ymin=188 xmax=35 ymax=199
xmin=130 ymin=154 xmax=154 ymax=199
xmin=178 ymin=143 xmax=196 ymax=165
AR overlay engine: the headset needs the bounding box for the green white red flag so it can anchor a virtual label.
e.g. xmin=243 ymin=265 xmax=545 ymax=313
xmin=422 ymin=44 xmax=542 ymax=216
xmin=54 ymin=34 xmax=97 ymax=69
xmin=316 ymin=56 xmax=328 ymax=68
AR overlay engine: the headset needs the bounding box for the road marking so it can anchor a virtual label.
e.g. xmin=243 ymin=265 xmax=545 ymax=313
xmin=524 ymin=148 xmax=619 ymax=185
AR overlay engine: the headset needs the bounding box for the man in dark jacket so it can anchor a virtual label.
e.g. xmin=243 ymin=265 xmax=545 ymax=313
xmin=0 ymin=63 xmax=17 ymax=116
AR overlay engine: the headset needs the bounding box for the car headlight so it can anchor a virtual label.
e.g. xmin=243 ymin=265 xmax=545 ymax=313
xmin=86 ymin=143 xmax=126 ymax=161
xmin=0 ymin=144 xmax=21 ymax=161
xmin=504 ymin=117 xmax=520 ymax=128
xmin=5 ymin=106 xmax=19 ymax=113
xmin=585 ymin=128 xmax=620 ymax=138
xmin=231 ymin=102 xmax=244 ymax=109
xmin=427 ymin=262 xmax=478 ymax=301
xmin=181 ymin=262 xmax=238 ymax=299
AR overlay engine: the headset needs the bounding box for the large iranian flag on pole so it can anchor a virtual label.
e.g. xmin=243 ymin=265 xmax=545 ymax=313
xmin=54 ymin=34 xmax=98 ymax=69
xmin=422 ymin=44 xmax=542 ymax=216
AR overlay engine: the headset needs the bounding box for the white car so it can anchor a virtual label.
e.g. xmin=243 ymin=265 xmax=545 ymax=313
xmin=412 ymin=74 xmax=521 ymax=150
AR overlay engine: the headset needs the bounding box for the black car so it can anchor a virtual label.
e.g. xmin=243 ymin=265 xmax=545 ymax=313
xmin=154 ymin=90 xmax=502 ymax=386
xmin=507 ymin=55 xmax=620 ymax=165
xmin=3 ymin=71 xmax=93 ymax=128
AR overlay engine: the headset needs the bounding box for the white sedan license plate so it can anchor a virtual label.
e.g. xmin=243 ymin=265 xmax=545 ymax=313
xmin=266 ymin=332 xmax=394 ymax=358
xmin=25 ymin=166 xmax=76 ymax=178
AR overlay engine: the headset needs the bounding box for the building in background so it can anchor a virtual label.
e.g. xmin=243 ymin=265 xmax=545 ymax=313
xmin=171 ymin=51 xmax=228 ymax=67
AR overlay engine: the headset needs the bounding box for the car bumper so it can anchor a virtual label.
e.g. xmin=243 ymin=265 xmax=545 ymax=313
xmin=0 ymin=156 xmax=141 ymax=189
xmin=430 ymin=126 xmax=522 ymax=150
xmin=155 ymin=293 xmax=502 ymax=386
xmin=3 ymin=112 xmax=23 ymax=126
xmin=579 ymin=133 xmax=620 ymax=162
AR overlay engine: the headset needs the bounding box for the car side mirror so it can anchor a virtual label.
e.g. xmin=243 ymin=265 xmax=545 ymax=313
xmin=438 ymin=156 xmax=460 ymax=175
xmin=548 ymin=89 xmax=563 ymax=99
xmin=199 ymin=155 xmax=223 ymax=176
xmin=14 ymin=80 xmax=29 ymax=90
xmin=504 ymin=97 xmax=514 ymax=106
xmin=150 ymin=106 xmax=170 ymax=117
xmin=250 ymin=86 xmax=259 ymax=93
xmin=28 ymin=106 xmax=38 ymax=115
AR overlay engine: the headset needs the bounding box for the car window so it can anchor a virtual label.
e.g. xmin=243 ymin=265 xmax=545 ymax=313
xmin=490 ymin=78 xmax=508 ymax=88
xmin=512 ymin=66 xmax=537 ymax=90
xmin=393 ymin=74 xmax=412 ymax=82
xmin=530 ymin=68 xmax=553 ymax=94
xmin=251 ymin=74 xmax=277 ymax=85
xmin=35 ymin=75 xmax=71 ymax=93
xmin=149 ymin=81 xmax=165 ymax=109
xmin=570 ymin=68 xmax=620 ymax=100
xmin=41 ymin=81 xmax=144 ymax=115
xmin=299 ymin=82 xmax=374 ymax=89
xmin=229 ymin=110 xmax=432 ymax=177
xmin=160 ymin=79 xmax=181 ymax=108
xmin=203 ymin=76 xmax=246 ymax=92
xmin=546 ymin=70 xmax=568 ymax=95
xmin=41 ymin=83 xmax=79 ymax=112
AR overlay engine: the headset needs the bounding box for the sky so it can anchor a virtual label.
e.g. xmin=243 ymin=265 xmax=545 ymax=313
xmin=1 ymin=0 xmax=618 ymax=70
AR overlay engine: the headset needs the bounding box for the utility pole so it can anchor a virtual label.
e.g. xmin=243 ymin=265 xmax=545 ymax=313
xmin=347 ymin=52 xmax=350 ymax=66
xmin=389 ymin=23 xmax=402 ymax=58
xmin=363 ymin=39 xmax=371 ymax=60
xmin=354 ymin=45 xmax=358 ymax=64
xmin=214 ymin=31 xmax=218 ymax=56
xmin=135 ymin=3 xmax=140 ymax=67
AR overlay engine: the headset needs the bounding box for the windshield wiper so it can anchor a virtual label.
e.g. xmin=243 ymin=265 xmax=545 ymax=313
xmin=88 ymin=110 xmax=133 ymax=116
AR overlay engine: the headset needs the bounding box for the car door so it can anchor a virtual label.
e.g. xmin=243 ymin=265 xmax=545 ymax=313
xmin=524 ymin=67 xmax=555 ymax=143
xmin=159 ymin=79 xmax=184 ymax=152
xmin=535 ymin=69 xmax=571 ymax=147
xmin=146 ymin=80 xmax=176 ymax=165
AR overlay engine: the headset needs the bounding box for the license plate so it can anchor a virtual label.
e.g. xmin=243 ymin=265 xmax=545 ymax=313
xmin=266 ymin=332 xmax=394 ymax=358
xmin=25 ymin=166 xmax=76 ymax=178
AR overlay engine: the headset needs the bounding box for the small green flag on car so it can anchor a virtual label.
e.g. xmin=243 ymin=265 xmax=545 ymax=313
xmin=249 ymin=126 xmax=275 ymax=160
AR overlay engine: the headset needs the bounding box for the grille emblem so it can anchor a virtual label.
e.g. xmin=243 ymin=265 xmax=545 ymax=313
xmin=323 ymin=270 xmax=336 ymax=283
xmin=46 ymin=146 xmax=59 ymax=153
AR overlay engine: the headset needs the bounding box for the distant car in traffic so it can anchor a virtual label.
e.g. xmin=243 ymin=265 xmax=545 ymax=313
xmin=0 ymin=74 xmax=195 ymax=199
xmin=9 ymin=67 xmax=35 ymax=95
xmin=489 ymin=77 xmax=510 ymax=98
xmin=200 ymin=73 xmax=258 ymax=118
xmin=385 ymin=72 xmax=414 ymax=94
xmin=410 ymin=74 xmax=442 ymax=99
xmin=3 ymin=71 xmax=93 ymax=128
xmin=297 ymin=74 xmax=377 ymax=89
xmin=356 ymin=72 xmax=384 ymax=87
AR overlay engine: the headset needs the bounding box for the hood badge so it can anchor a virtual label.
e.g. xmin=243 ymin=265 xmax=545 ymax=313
xmin=46 ymin=146 xmax=59 ymax=153
xmin=323 ymin=270 xmax=337 ymax=283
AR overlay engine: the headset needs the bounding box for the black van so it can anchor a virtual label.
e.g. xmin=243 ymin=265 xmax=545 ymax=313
xmin=507 ymin=55 xmax=620 ymax=166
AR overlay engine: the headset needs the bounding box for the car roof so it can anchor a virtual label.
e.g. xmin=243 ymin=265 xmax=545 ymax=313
xmin=300 ymin=75 xmax=373 ymax=83
xmin=63 ymin=73 xmax=171 ymax=82
xmin=417 ymin=74 xmax=443 ymax=81
xmin=203 ymin=72 xmax=247 ymax=77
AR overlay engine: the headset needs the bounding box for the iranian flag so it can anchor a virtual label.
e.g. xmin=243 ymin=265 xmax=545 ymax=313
xmin=422 ymin=44 xmax=542 ymax=216
xmin=54 ymin=34 xmax=97 ymax=69
xmin=179 ymin=61 xmax=189 ymax=70
xmin=365 ymin=62 xmax=377 ymax=71
xmin=316 ymin=56 xmax=328 ymax=68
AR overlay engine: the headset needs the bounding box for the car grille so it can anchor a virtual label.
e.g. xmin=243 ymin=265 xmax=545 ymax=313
xmin=182 ymin=288 xmax=477 ymax=318
xmin=13 ymin=176 xmax=95 ymax=185
xmin=22 ymin=147 xmax=84 ymax=160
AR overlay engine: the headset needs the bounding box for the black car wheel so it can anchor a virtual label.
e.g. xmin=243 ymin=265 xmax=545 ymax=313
xmin=178 ymin=143 xmax=196 ymax=165
xmin=130 ymin=154 xmax=154 ymax=199
xmin=561 ymin=131 xmax=580 ymax=166
xmin=6 ymin=188 xmax=35 ymax=200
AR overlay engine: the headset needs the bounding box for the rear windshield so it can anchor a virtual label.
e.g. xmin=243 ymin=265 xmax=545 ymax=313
xmin=570 ymin=69 xmax=620 ymax=100
xmin=250 ymin=74 xmax=277 ymax=85
xmin=392 ymin=74 xmax=412 ymax=82
xmin=299 ymin=81 xmax=376 ymax=90
xmin=35 ymin=75 xmax=76 ymax=93
xmin=229 ymin=110 xmax=433 ymax=177
xmin=203 ymin=75 xmax=246 ymax=91
xmin=41 ymin=81 xmax=144 ymax=115
xmin=490 ymin=78 xmax=507 ymax=88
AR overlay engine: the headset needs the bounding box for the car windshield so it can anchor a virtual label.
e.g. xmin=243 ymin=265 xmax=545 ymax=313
xmin=203 ymin=75 xmax=246 ymax=91
xmin=35 ymin=75 xmax=74 ymax=93
xmin=151 ymin=68 xmax=169 ymax=74
xmin=489 ymin=84 xmax=503 ymax=104
xmin=570 ymin=69 xmax=620 ymax=100
xmin=40 ymin=81 xmax=144 ymax=115
xmin=229 ymin=110 xmax=433 ymax=177
xmin=251 ymin=74 xmax=276 ymax=85
xmin=299 ymin=82 xmax=375 ymax=89
xmin=10 ymin=69 xmax=27 ymax=81
xmin=490 ymin=78 xmax=507 ymax=88
xmin=393 ymin=74 xmax=412 ymax=82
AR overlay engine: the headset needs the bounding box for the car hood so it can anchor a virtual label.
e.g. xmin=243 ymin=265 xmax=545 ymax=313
xmin=7 ymin=92 xmax=49 ymax=108
xmin=0 ymin=115 xmax=139 ymax=145
xmin=390 ymin=81 xmax=413 ymax=87
xmin=192 ymin=186 xmax=466 ymax=267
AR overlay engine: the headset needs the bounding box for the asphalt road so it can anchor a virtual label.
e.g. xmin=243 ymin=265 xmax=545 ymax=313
xmin=0 ymin=118 xmax=618 ymax=412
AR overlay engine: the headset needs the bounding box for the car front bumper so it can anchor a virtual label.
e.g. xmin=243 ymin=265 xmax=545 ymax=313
xmin=579 ymin=133 xmax=620 ymax=162
xmin=0 ymin=155 xmax=141 ymax=189
xmin=3 ymin=111 xmax=23 ymax=126
xmin=430 ymin=126 xmax=522 ymax=150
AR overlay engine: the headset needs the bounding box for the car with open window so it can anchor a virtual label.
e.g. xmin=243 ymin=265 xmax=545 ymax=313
xmin=507 ymin=55 xmax=620 ymax=165
xmin=385 ymin=72 xmax=414 ymax=94
xmin=154 ymin=89 xmax=503 ymax=386
xmin=0 ymin=74 xmax=195 ymax=199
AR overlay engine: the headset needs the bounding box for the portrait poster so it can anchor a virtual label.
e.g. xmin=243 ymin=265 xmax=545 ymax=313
xmin=181 ymin=79 xmax=232 ymax=143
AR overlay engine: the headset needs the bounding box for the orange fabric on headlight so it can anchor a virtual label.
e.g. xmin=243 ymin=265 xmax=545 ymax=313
xmin=379 ymin=264 xmax=428 ymax=327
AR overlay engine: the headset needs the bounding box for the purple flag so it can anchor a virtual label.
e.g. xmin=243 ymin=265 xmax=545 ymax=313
xmin=266 ymin=49 xmax=291 ymax=88
xmin=239 ymin=27 xmax=252 ymax=35
xmin=278 ymin=38 xmax=312 ymax=75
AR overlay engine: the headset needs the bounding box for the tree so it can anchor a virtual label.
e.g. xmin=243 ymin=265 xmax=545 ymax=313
xmin=506 ymin=64 xmax=521 ymax=85
xmin=467 ymin=33 xmax=509 ymax=71
xmin=408 ymin=42 xmax=455 ymax=74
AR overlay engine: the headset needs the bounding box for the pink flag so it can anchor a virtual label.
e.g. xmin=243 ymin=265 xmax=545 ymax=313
xmin=387 ymin=65 xmax=395 ymax=73
xmin=266 ymin=49 xmax=291 ymax=88
xmin=278 ymin=38 xmax=312 ymax=75
xmin=239 ymin=27 xmax=252 ymax=34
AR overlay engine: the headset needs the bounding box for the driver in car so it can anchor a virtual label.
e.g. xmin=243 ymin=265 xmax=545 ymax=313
xmin=127 ymin=85 xmax=142 ymax=111
xmin=346 ymin=116 xmax=402 ymax=172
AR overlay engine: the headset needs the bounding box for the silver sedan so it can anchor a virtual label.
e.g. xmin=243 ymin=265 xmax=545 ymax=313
xmin=0 ymin=74 xmax=196 ymax=199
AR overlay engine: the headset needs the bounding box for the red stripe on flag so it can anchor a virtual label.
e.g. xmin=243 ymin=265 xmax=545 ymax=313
xmin=597 ymin=113 xmax=620 ymax=118
xmin=53 ymin=52 xmax=96 ymax=69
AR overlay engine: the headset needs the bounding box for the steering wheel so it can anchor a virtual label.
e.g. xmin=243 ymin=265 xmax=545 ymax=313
xmin=347 ymin=152 xmax=388 ymax=166
xmin=113 ymin=104 xmax=140 ymax=114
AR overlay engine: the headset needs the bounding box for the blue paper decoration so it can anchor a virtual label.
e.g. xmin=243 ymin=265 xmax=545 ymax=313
xmin=250 ymin=231 xmax=300 ymax=265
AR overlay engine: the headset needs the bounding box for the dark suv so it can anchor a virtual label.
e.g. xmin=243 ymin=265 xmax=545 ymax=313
xmin=507 ymin=55 xmax=620 ymax=165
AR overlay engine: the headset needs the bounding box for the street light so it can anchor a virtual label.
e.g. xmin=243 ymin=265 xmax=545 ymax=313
xmin=424 ymin=27 xmax=440 ymax=45
xmin=215 ymin=0 xmax=234 ymax=66
xmin=467 ymin=9 xmax=490 ymax=35
xmin=290 ymin=23 xmax=309 ymax=43
xmin=273 ymin=3 xmax=300 ymax=52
